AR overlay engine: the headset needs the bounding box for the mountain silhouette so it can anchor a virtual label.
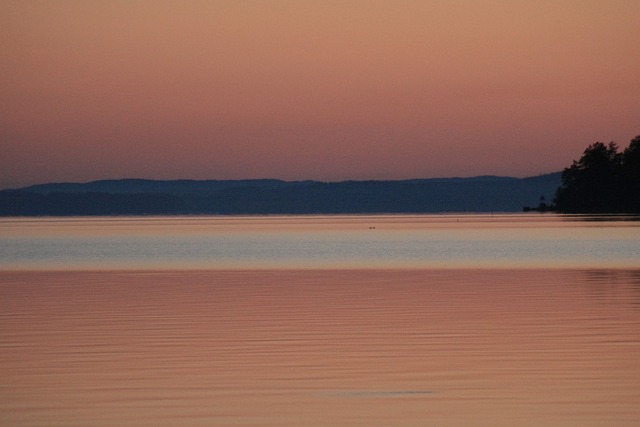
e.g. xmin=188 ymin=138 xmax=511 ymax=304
xmin=0 ymin=173 xmax=561 ymax=216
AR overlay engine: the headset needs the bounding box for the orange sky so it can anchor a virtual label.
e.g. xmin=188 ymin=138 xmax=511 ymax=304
xmin=2 ymin=0 xmax=639 ymax=187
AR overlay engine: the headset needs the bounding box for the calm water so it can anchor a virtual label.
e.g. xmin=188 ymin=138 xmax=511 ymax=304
xmin=1 ymin=215 xmax=639 ymax=426
xmin=1 ymin=214 xmax=639 ymax=270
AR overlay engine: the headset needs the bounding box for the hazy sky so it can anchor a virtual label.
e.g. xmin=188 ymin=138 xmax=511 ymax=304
xmin=2 ymin=0 xmax=639 ymax=187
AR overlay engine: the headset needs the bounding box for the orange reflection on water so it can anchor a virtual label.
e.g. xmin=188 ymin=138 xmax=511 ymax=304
xmin=2 ymin=269 xmax=640 ymax=426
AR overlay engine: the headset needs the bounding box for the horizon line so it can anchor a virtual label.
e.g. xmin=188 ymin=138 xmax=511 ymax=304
xmin=3 ymin=171 xmax=563 ymax=191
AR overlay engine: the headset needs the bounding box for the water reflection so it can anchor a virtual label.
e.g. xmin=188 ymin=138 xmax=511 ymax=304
xmin=582 ymin=270 xmax=640 ymax=308
xmin=1 ymin=214 xmax=639 ymax=270
xmin=564 ymin=214 xmax=640 ymax=222
xmin=1 ymin=269 xmax=639 ymax=426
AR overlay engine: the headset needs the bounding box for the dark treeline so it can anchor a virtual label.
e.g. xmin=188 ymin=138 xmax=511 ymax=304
xmin=0 ymin=192 xmax=186 ymax=216
xmin=554 ymin=135 xmax=640 ymax=213
xmin=0 ymin=175 xmax=560 ymax=216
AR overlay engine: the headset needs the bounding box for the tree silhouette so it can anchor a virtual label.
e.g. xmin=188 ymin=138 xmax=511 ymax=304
xmin=620 ymin=135 xmax=640 ymax=212
xmin=554 ymin=136 xmax=640 ymax=213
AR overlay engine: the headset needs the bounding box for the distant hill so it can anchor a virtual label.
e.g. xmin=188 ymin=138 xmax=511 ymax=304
xmin=18 ymin=178 xmax=292 ymax=195
xmin=0 ymin=173 xmax=561 ymax=216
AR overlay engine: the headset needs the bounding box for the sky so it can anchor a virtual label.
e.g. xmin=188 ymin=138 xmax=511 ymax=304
xmin=2 ymin=0 xmax=639 ymax=188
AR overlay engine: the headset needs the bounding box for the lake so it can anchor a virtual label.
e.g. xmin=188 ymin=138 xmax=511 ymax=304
xmin=1 ymin=214 xmax=639 ymax=426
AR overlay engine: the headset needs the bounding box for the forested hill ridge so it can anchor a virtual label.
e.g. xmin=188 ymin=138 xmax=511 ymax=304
xmin=0 ymin=174 xmax=560 ymax=216
xmin=554 ymin=135 xmax=640 ymax=213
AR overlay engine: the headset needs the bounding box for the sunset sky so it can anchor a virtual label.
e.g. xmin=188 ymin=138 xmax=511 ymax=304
xmin=2 ymin=0 xmax=639 ymax=188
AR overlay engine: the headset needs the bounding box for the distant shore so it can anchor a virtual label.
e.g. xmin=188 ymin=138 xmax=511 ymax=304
xmin=0 ymin=174 xmax=560 ymax=216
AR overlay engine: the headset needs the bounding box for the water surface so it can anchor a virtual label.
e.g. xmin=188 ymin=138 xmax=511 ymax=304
xmin=1 ymin=214 xmax=639 ymax=269
xmin=1 ymin=215 xmax=639 ymax=426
